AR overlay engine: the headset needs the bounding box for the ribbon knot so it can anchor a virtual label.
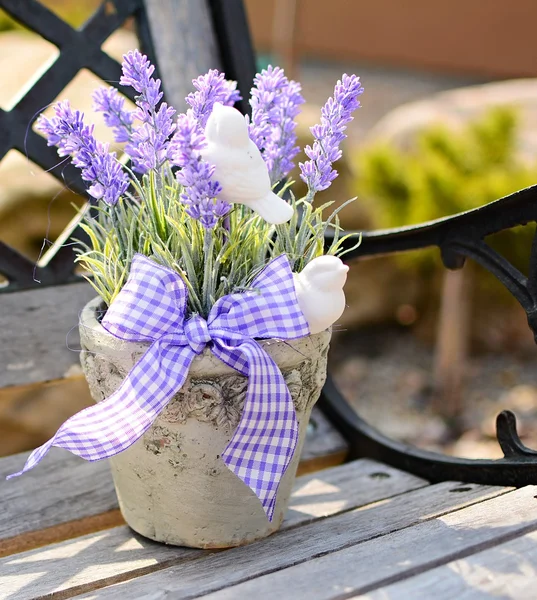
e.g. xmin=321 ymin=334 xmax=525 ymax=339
xmin=9 ymin=254 xmax=310 ymax=521
xmin=184 ymin=315 xmax=211 ymax=354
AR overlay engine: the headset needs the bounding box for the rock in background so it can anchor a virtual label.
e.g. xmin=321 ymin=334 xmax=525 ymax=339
xmin=365 ymin=79 xmax=537 ymax=163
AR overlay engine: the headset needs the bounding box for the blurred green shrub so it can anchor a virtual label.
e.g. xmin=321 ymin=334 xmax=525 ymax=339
xmin=0 ymin=9 xmax=20 ymax=32
xmin=356 ymin=106 xmax=537 ymax=282
xmin=0 ymin=1 xmax=102 ymax=32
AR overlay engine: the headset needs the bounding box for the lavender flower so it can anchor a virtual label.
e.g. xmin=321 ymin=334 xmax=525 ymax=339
xmin=125 ymin=102 xmax=176 ymax=173
xmin=271 ymin=79 xmax=304 ymax=182
xmin=300 ymin=74 xmax=364 ymax=196
xmin=92 ymin=87 xmax=134 ymax=143
xmin=172 ymin=112 xmax=230 ymax=229
xmin=249 ymin=66 xmax=287 ymax=148
xmin=248 ymin=66 xmax=304 ymax=183
xmin=120 ymin=50 xmax=163 ymax=112
xmin=118 ymin=50 xmax=176 ymax=173
xmin=186 ymin=69 xmax=241 ymax=129
xmin=37 ymin=100 xmax=129 ymax=206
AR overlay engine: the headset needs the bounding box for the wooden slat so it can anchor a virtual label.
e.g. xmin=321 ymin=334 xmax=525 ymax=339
xmin=143 ymin=0 xmax=220 ymax=112
xmin=198 ymin=485 xmax=537 ymax=600
xmin=0 ymin=449 xmax=118 ymax=557
xmin=297 ymin=408 xmax=348 ymax=475
xmin=353 ymin=512 xmax=537 ymax=599
xmin=0 ymin=282 xmax=95 ymax=387
xmin=73 ymin=482 xmax=509 ymax=599
xmin=285 ymin=457 xmax=425 ymax=528
xmin=0 ymin=459 xmax=426 ymax=599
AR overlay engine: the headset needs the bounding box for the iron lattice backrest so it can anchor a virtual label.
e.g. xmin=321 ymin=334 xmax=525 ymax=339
xmin=0 ymin=0 xmax=256 ymax=293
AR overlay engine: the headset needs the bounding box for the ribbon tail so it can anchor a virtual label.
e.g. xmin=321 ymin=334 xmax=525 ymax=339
xmin=215 ymin=340 xmax=299 ymax=521
xmin=7 ymin=342 xmax=195 ymax=479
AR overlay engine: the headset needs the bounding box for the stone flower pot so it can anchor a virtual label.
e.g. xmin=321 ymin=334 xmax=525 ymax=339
xmin=79 ymin=297 xmax=331 ymax=548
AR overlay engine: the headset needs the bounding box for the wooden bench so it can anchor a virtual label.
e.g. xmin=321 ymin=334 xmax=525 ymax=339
xmin=3 ymin=449 xmax=537 ymax=599
xmin=2 ymin=1 xmax=537 ymax=598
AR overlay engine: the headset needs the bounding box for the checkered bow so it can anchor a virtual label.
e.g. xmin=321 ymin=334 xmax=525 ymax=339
xmin=9 ymin=253 xmax=310 ymax=520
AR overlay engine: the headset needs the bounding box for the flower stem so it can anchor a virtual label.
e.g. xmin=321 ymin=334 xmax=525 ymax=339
xmin=110 ymin=205 xmax=127 ymax=260
xmin=202 ymin=229 xmax=214 ymax=317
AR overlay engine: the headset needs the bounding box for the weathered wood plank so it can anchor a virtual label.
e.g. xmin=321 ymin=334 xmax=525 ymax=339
xmin=0 ymin=281 xmax=95 ymax=387
xmin=75 ymin=482 xmax=509 ymax=599
xmin=144 ymin=0 xmax=220 ymax=112
xmin=198 ymin=485 xmax=537 ymax=600
xmin=0 ymin=459 xmax=426 ymax=599
xmin=354 ymin=514 xmax=537 ymax=599
xmin=283 ymin=457 xmax=425 ymax=528
xmin=1 ymin=528 xmax=198 ymax=600
xmin=297 ymin=408 xmax=348 ymax=475
xmin=0 ymin=449 xmax=118 ymax=556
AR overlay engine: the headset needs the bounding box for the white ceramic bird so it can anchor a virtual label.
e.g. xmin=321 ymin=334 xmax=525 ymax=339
xmin=294 ymin=256 xmax=349 ymax=334
xmin=200 ymin=103 xmax=294 ymax=224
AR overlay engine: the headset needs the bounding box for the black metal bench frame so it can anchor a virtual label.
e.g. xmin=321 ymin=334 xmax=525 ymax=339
xmin=1 ymin=0 xmax=537 ymax=487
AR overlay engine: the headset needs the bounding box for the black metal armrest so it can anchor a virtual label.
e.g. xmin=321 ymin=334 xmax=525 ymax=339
xmin=322 ymin=184 xmax=537 ymax=486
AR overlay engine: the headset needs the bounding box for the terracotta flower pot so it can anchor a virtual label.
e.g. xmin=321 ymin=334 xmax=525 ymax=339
xmin=79 ymin=297 xmax=331 ymax=548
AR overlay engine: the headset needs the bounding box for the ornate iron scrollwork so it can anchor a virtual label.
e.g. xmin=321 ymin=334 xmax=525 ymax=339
xmin=322 ymin=184 xmax=537 ymax=486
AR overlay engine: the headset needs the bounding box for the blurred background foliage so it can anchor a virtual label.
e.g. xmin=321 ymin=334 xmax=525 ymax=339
xmin=0 ymin=0 xmax=102 ymax=31
xmin=355 ymin=106 xmax=537 ymax=306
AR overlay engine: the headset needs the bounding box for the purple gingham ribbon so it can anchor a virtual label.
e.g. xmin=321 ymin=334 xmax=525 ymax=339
xmin=8 ymin=254 xmax=310 ymax=520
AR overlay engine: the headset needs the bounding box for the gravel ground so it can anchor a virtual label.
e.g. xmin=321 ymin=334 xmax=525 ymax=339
xmin=329 ymin=327 xmax=537 ymax=459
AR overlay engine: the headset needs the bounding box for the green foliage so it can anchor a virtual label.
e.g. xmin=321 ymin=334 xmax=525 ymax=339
xmin=75 ymin=167 xmax=355 ymax=316
xmin=0 ymin=2 xmax=102 ymax=32
xmin=356 ymin=106 xmax=537 ymax=276
xmin=0 ymin=10 xmax=19 ymax=32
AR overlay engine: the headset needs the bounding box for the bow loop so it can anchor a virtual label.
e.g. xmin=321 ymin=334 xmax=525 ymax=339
xmin=184 ymin=315 xmax=211 ymax=354
xmin=103 ymin=255 xmax=188 ymax=343
xmin=209 ymin=255 xmax=310 ymax=340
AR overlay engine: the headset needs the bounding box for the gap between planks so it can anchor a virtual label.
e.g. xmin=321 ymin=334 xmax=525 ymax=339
xmin=195 ymin=485 xmax=537 ymax=600
xmin=0 ymin=510 xmax=123 ymax=560
xmin=350 ymin=502 xmax=537 ymax=599
xmin=0 ymin=450 xmax=118 ymax=556
xmin=0 ymin=459 xmax=426 ymax=600
xmin=56 ymin=482 xmax=508 ymax=600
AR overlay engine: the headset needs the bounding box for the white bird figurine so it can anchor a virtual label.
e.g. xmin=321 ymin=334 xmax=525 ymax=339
xmin=294 ymin=256 xmax=349 ymax=334
xmin=201 ymin=103 xmax=294 ymax=224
